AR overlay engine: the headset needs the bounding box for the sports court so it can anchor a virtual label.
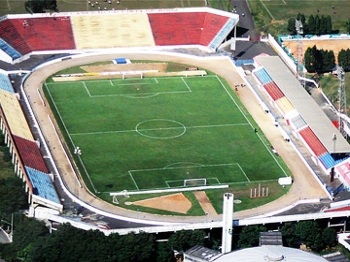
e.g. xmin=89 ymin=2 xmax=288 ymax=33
xmin=44 ymin=74 xmax=290 ymax=195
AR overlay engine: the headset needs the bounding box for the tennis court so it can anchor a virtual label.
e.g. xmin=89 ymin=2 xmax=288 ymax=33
xmin=44 ymin=74 xmax=290 ymax=194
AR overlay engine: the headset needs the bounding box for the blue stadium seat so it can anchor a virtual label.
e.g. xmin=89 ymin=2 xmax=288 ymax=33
xmin=209 ymin=18 xmax=237 ymax=50
xmin=0 ymin=38 xmax=21 ymax=60
xmin=25 ymin=167 xmax=60 ymax=204
xmin=0 ymin=72 xmax=14 ymax=93
xmin=254 ymin=68 xmax=273 ymax=85
xmin=319 ymin=153 xmax=335 ymax=169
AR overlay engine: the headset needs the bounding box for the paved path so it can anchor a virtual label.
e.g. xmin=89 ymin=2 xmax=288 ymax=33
xmin=23 ymin=51 xmax=329 ymax=224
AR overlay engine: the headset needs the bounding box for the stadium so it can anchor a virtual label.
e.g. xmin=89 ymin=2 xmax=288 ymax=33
xmin=1 ymin=5 xmax=350 ymax=240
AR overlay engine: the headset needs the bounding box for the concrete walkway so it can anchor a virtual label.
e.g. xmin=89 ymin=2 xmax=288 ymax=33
xmin=23 ymin=51 xmax=329 ymax=225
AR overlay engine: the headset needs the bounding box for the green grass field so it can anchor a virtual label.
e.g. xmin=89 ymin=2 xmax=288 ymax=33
xmin=44 ymin=74 xmax=291 ymax=199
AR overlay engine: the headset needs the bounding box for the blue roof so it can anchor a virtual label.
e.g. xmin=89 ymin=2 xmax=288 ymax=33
xmin=25 ymin=167 xmax=60 ymax=204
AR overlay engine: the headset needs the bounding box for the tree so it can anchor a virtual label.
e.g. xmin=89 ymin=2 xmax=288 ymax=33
xmin=168 ymin=230 xmax=206 ymax=251
xmin=24 ymin=0 xmax=58 ymax=14
xmin=322 ymin=227 xmax=337 ymax=248
xmin=308 ymin=15 xmax=315 ymax=34
xmin=347 ymin=19 xmax=350 ymax=33
xmin=116 ymin=231 xmax=157 ymax=262
xmin=0 ymin=177 xmax=28 ymax=215
xmin=238 ymin=225 xmax=267 ymax=248
xmin=315 ymin=15 xmax=321 ymax=35
xmin=294 ymin=221 xmax=325 ymax=251
xmin=325 ymin=15 xmax=332 ymax=34
xmin=322 ymin=50 xmax=335 ymax=71
xmin=320 ymin=15 xmax=327 ymax=34
xmin=281 ymin=222 xmax=298 ymax=248
xmin=287 ymin=18 xmax=296 ymax=34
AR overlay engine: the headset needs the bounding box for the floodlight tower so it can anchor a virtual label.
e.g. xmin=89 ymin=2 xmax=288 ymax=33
xmin=338 ymin=66 xmax=347 ymax=137
xmin=222 ymin=193 xmax=234 ymax=254
xmin=295 ymin=20 xmax=305 ymax=85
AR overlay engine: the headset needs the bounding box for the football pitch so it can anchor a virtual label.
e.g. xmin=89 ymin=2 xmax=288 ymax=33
xmin=44 ymin=75 xmax=290 ymax=196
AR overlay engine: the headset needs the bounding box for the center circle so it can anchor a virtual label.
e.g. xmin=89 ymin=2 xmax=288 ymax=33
xmin=135 ymin=119 xmax=186 ymax=139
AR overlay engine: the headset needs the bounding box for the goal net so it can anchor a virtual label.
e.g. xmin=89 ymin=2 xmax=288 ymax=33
xmin=183 ymin=178 xmax=207 ymax=187
xmin=122 ymin=72 xmax=143 ymax=80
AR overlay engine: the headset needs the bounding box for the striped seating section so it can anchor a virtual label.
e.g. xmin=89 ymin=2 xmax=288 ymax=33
xmin=290 ymin=114 xmax=307 ymax=130
xmin=254 ymin=68 xmax=273 ymax=85
xmin=275 ymin=97 xmax=294 ymax=114
xmin=264 ymin=82 xmax=284 ymax=101
xmin=0 ymin=19 xmax=31 ymax=55
xmin=299 ymin=127 xmax=327 ymax=157
xmin=319 ymin=153 xmax=335 ymax=169
xmin=0 ymin=72 xmax=14 ymax=93
xmin=13 ymin=135 xmax=49 ymax=174
xmin=201 ymin=13 xmax=231 ymax=46
xmin=208 ymin=17 xmax=236 ymax=49
xmin=1 ymin=10 xmax=235 ymax=58
xmin=0 ymin=89 xmax=33 ymax=140
xmin=25 ymin=167 xmax=60 ymax=204
xmin=9 ymin=17 xmax=75 ymax=51
xmin=149 ymin=12 xmax=206 ymax=45
xmin=0 ymin=38 xmax=21 ymax=60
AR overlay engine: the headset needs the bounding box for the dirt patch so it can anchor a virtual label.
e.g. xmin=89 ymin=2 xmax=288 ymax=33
xmin=132 ymin=193 xmax=192 ymax=214
xmin=193 ymin=191 xmax=218 ymax=217
xmin=81 ymin=63 xmax=168 ymax=73
xmin=282 ymin=39 xmax=350 ymax=64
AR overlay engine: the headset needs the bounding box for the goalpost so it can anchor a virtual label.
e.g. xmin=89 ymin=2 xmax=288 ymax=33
xmin=122 ymin=72 xmax=143 ymax=80
xmin=183 ymin=178 xmax=207 ymax=187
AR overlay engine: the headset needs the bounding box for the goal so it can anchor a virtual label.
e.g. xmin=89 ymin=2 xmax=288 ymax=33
xmin=183 ymin=178 xmax=207 ymax=187
xmin=122 ymin=72 xmax=143 ymax=80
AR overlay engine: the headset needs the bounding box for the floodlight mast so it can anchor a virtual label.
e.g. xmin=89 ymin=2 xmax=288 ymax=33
xmin=338 ymin=66 xmax=347 ymax=138
xmin=295 ymin=20 xmax=305 ymax=85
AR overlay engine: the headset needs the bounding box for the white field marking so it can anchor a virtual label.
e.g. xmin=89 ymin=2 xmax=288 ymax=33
xmin=69 ymin=122 xmax=249 ymax=136
xmin=258 ymin=0 xmax=275 ymax=19
xmin=129 ymin=162 xmax=242 ymax=173
xmin=82 ymin=82 xmax=92 ymax=97
xmin=256 ymin=133 xmax=289 ymax=177
xmin=45 ymin=85 xmax=98 ymax=193
xmin=216 ymin=75 xmax=255 ymax=130
xmin=91 ymin=90 xmax=191 ymax=98
xmin=216 ymin=75 xmax=289 ymax=177
xmin=181 ymin=77 xmax=192 ymax=92
xmin=128 ymin=171 xmax=140 ymax=190
xmin=164 ymin=162 xmax=205 ymax=169
xmin=207 ymin=177 xmax=221 ymax=184
xmin=121 ymin=93 xmax=160 ymax=99
xmin=237 ymin=163 xmax=250 ymax=182
xmin=109 ymin=80 xmax=114 ymax=86
xmin=154 ymin=78 xmax=159 ymax=83
xmin=48 ymin=75 xmax=213 ymax=86
xmin=226 ymin=179 xmax=277 ymax=185
xmin=114 ymin=82 xmax=151 ymax=86
xmin=165 ymin=180 xmax=181 ymax=188
xmin=47 ymin=114 xmax=81 ymax=188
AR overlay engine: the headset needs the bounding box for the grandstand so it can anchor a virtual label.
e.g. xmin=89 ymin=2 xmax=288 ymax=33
xmin=0 ymin=7 xmax=239 ymax=218
xmin=0 ymin=89 xmax=62 ymax=212
xmin=252 ymin=55 xmax=350 ymax=179
xmin=0 ymin=8 xmax=239 ymax=63
xmin=1 ymin=5 xmax=350 ymax=233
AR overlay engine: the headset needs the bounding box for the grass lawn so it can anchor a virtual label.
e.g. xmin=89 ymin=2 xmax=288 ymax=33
xmin=44 ymin=66 xmax=291 ymax=214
